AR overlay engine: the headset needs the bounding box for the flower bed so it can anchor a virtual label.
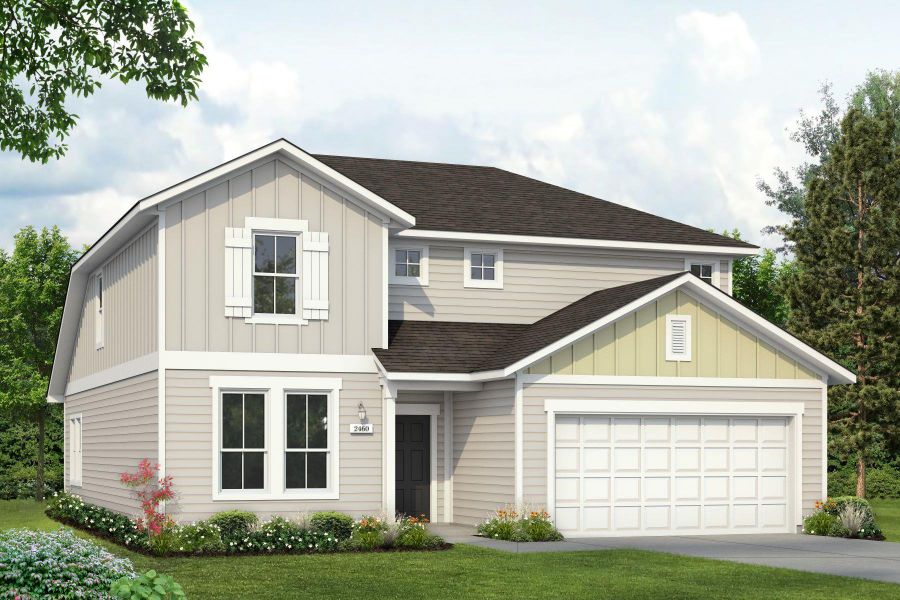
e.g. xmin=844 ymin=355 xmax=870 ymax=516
xmin=477 ymin=506 xmax=563 ymax=542
xmin=46 ymin=491 xmax=447 ymax=557
xmin=803 ymin=496 xmax=884 ymax=540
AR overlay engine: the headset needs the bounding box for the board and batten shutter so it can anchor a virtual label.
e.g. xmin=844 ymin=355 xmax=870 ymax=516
xmin=225 ymin=227 xmax=252 ymax=317
xmin=302 ymin=231 xmax=329 ymax=320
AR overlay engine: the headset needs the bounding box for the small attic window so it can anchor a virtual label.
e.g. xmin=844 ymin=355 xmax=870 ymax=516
xmin=665 ymin=314 xmax=691 ymax=361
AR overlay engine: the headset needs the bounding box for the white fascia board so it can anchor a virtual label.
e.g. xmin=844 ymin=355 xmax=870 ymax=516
xmin=394 ymin=229 xmax=759 ymax=256
xmin=523 ymin=374 xmax=826 ymax=389
xmin=380 ymin=370 xmax=508 ymax=383
xmin=139 ymin=139 xmax=415 ymax=227
xmin=503 ymin=274 xmax=855 ymax=385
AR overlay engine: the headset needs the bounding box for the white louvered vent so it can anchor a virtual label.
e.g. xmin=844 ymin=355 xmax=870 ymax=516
xmin=666 ymin=315 xmax=692 ymax=361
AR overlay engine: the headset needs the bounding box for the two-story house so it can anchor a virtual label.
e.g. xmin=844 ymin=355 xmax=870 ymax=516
xmin=48 ymin=139 xmax=854 ymax=537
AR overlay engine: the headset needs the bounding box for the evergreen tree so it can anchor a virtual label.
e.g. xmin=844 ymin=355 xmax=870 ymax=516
xmin=783 ymin=108 xmax=900 ymax=497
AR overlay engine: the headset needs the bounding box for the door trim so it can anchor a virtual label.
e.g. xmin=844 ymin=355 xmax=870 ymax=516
xmin=544 ymin=398 xmax=803 ymax=536
xmin=396 ymin=404 xmax=439 ymax=521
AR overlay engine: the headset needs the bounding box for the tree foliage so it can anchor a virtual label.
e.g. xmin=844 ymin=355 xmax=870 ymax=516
xmin=1 ymin=0 xmax=207 ymax=162
xmin=783 ymin=108 xmax=900 ymax=497
xmin=721 ymin=229 xmax=792 ymax=327
xmin=0 ymin=226 xmax=79 ymax=498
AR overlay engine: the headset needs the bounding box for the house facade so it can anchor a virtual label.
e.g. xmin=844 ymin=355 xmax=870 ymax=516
xmin=49 ymin=139 xmax=854 ymax=538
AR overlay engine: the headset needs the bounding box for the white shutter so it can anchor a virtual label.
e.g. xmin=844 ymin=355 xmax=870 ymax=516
xmin=225 ymin=228 xmax=252 ymax=318
xmin=302 ymin=232 xmax=329 ymax=320
xmin=666 ymin=315 xmax=692 ymax=361
xmin=69 ymin=416 xmax=82 ymax=485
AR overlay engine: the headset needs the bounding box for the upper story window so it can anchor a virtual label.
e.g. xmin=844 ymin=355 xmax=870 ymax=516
xmin=464 ymin=248 xmax=503 ymax=289
xmin=94 ymin=272 xmax=104 ymax=349
xmin=685 ymin=258 xmax=719 ymax=287
xmin=390 ymin=245 xmax=429 ymax=286
xmin=253 ymin=234 xmax=298 ymax=316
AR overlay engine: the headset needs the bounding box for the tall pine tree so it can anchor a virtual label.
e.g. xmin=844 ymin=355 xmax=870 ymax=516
xmin=783 ymin=108 xmax=900 ymax=497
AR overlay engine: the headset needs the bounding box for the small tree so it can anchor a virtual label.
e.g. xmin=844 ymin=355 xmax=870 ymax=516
xmin=0 ymin=227 xmax=78 ymax=500
xmin=120 ymin=459 xmax=175 ymax=554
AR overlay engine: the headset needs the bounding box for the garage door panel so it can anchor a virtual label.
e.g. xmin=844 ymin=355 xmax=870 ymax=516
xmin=554 ymin=414 xmax=793 ymax=537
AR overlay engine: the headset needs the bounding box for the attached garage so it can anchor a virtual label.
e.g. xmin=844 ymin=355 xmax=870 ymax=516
xmin=551 ymin=413 xmax=795 ymax=536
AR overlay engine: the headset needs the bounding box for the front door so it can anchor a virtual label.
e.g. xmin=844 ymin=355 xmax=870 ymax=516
xmin=395 ymin=415 xmax=430 ymax=519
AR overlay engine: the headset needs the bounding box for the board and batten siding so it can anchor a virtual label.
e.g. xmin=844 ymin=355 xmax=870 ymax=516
xmin=452 ymin=379 xmax=515 ymax=524
xmin=522 ymin=384 xmax=824 ymax=516
xmin=528 ymin=290 xmax=819 ymax=379
xmin=69 ymin=226 xmax=157 ymax=382
xmin=64 ymin=371 xmax=158 ymax=514
xmin=164 ymin=369 xmax=383 ymax=521
xmin=396 ymin=391 xmax=446 ymax=520
xmin=389 ymin=242 xmax=733 ymax=324
xmin=165 ymin=158 xmax=384 ymax=355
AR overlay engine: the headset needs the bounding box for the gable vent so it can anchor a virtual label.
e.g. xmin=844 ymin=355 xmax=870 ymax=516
xmin=666 ymin=315 xmax=692 ymax=361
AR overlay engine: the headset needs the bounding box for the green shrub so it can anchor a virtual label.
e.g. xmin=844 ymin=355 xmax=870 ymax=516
xmin=111 ymin=569 xmax=185 ymax=599
xmin=807 ymin=497 xmax=882 ymax=539
xmin=477 ymin=507 xmax=563 ymax=542
xmin=828 ymin=467 xmax=900 ymax=498
xmin=207 ymin=510 xmax=259 ymax=549
xmin=175 ymin=520 xmax=225 ymax=554
xmin=522 ymin=512 xmax=564 ymax=541
xmin=310 ymin=511 xmax=354 ymax=540
xmin=803 ymin=511 xmax=836 ymax=536
xmin=349 ymin=515 xmax=387 ymax=550
xmin=0 ymin=528 xmax=135 ymax=599
xmin=45 ymin=491 xmax=148 ymax=549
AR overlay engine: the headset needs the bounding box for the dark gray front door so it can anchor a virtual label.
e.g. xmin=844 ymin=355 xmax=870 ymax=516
xmin=395 ymin=415 xmax=430 ymax=518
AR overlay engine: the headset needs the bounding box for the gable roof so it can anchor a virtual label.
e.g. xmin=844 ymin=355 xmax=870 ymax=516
xmin=314 ymin=154 xmax=756 ymax=251
xmin=373 ymin=273 xmax=856 ymax=384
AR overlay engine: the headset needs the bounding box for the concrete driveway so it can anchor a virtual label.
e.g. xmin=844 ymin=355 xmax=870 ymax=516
xmin=430 ymin=525 xmax=900 ymax=585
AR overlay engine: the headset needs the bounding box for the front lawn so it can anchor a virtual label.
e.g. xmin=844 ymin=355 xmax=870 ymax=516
xmin=2 ymin=500 xmax=899 ymax=599
xmin=871 ymin=499 xmax=900 ymax=541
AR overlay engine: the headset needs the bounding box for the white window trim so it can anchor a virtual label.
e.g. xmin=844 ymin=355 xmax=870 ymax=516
xmin=665 ymin=314 xmax=692 ymax=362
xmin=210 ymin=376 xmax=341 ymax=501
xmin=94 ymin=271 xmax=104 ymax=350
xmin=68 ymin=414 xmax=83 ymax=487
xmin=684 ymin=257 xmax=721 ymax=288
xmin=390 ymin=244 xmax=429 ymax=286
xmin=463 ymin=247 xmax=503 ymax=289
xmin=396 ymin=403 xmax=440 ymax=521
xmin=218 ymin=390 xmax=270 ymax=493
xmin=246 ymin=220 xmax=308 ymax=325
xmin=543 ymin=397 xmax=804 ymax=535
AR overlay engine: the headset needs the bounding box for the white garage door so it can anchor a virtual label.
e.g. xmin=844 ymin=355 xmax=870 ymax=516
xmin=553 ymin=415 xmax=792 ymax=536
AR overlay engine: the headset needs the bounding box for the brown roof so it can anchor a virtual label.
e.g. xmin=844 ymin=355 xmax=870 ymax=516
xmin=313 ymin=154 xmax=755 ymax=249
xmin=373 ymin=273 xmax=686 ymax=373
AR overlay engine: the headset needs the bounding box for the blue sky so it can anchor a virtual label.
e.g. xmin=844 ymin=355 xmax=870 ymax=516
xmin=2 ymin=1 xmax=898 ymax=250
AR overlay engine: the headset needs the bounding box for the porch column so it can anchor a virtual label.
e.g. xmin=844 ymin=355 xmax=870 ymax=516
xmin=382 ymin=379 xmax=397 ymax=517
xmin=443 ymin=391 xmax=453 ymax=523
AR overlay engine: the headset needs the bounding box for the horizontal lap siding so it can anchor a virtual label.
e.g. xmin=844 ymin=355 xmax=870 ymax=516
xmin=390 ymin=243 xmax=718 ymax=324
xmin=165 ymin=369 xmax=383 ymax=521
xmin=396 ymin=391 xmax=445 ymax=521
xmin=452 ymin=380 xmax=515 ymax=524
xmin=69 ymin=227 xmax=157 ymax=381
xmin=64 ymin=372 xmax=158 ymax=514
xmin=522 ymin=384 xmax=823 ymax=516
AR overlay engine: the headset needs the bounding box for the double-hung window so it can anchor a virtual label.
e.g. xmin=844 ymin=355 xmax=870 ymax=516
xmin=253 ymin=234 xmax=298 ymax=316
xmin=464 ymin=248 xmax=503 ymax=289
xmin=285 ymin=394 xmax=329 ymax=489
xmin=220 ymin=392 xmax=266 ymax=490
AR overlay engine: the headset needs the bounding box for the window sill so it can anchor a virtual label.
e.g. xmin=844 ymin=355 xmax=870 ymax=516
xmin=389 ymin=277 xmax=428 ymax=287
xmin=244 ymin=315 xmax=309 ymax=325
xmin=464 ymin=280 xmax=503 ymax=289
xmin=213 ymin=490 xmax=339 ymax=502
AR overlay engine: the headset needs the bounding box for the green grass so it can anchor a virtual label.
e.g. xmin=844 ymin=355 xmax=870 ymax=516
xmin=871 ymin=498 xmax=900 ymax=541
xmin=2 ymin=500 xmax=899 ymax=599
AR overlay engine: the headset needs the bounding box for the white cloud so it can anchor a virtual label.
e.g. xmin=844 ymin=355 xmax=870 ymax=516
xmin=674 ymin=11 xmax=760 ymax=83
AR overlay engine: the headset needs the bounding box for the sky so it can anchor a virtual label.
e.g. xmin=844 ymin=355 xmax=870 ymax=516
xmin=2 ymin=1 xmax=898 ymax=251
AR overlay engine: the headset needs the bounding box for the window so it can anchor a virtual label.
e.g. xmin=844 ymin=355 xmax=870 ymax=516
xmin=690 ymin=263 xmax=713 ymax=285
xmin=390 ymin=246 xmax=429 ymax=285
xmin=685 ymin=259 xmax=719 ymax=287
xmin=95 ymin=273 xmax=104 ymax=349
xmin=220 ymin=392 xmax=266 ymax=490
xmin=69 ymin=415 xmax=82 ymax=486
xmin=253 ymin=234 xmax=298 ymax=315
xmin=464 ymin=248 xmax=503 ymax=289
xmin=285 ymin=394 xmax=329 ymax=489
xmin=665 ymin=314 xmax=692 ymax=361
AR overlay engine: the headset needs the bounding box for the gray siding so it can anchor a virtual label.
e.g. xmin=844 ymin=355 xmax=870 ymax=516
xmin=165 ymin=158 xmax=385 ymax=355
xmin=390 ymin=242 xmax=734 ymax=324
xmin=452 ymin=379 xmax=516 ymax=524
xmin=720 ymin=259 xmax=732 ymax=293
xmin=521 ymin=384 xmax=824 ymax=517
xmin=396 ymin=391 xmax=446 ymax=521
xmin=64 ymin=371 xmax=158 ymax=514
xmin=165 ymin=369 xmax=383 ymax=521
xmin=69 ymin=226 xmax=157 ymax=381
